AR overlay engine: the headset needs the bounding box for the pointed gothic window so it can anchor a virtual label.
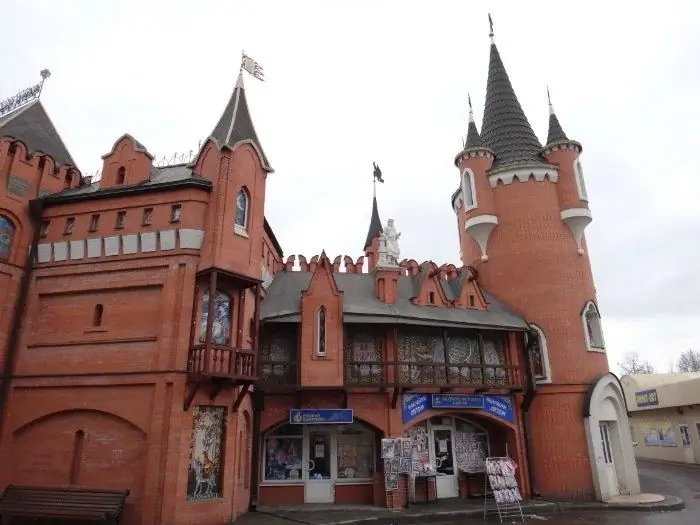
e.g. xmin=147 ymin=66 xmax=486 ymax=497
xmin=200 ymin=289 xmax=232 ymax=346
xmin=316 ymin=306 xmax=327 ymax=356
xmin=528 ymin=324 xmax=551 ymax=383
xmin=0 ymin=215 xmax=16 ymax=261
xmin=574 ymin=159 xmax=588 ymax=201
xmin=462 ymin=169 xmax=477 ymax=211
xmin=235 ymin=188 xmax=250 ymax=234
xmin=582 ymin=301 xmax=605 ymax=352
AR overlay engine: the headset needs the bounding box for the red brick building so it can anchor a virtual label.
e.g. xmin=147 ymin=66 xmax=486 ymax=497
xmin=0 ymin=28 xmax=639 ymax=525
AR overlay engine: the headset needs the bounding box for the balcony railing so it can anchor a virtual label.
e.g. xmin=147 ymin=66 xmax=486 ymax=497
xmin=344 ymin=361 xmax=523 ymax=389
xmin=188 ymin=344 xmax=256 ymax=381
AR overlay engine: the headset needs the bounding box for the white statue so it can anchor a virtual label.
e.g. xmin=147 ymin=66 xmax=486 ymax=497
xmin=381 ymin=218 xmax=401 ymax=265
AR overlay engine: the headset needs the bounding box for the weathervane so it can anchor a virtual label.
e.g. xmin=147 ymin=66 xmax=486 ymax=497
xmin=240 ymin=51 xmax=265 ymax=82
xmin=372 ymin=162 xmax=384 ymax=197
xmin=0 ymin=69 xmax=51 ymax=119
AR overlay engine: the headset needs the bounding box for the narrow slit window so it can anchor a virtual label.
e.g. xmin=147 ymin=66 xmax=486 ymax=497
xmin=170 ymin=204 xmax=182 ymax=223
xmin=317 ymin=306 xmax=327 ymax=356
xmin=116 ymin=166 xmax=126 ymax=185
xmin=64 ymin=217 xmax=75 ymax=235
xmin=89 ymin=214 xmax=100 ymax=232
xmin=40 ymin=220 xmax=50 ymax=237
xmin=115 ymin=211 xmax=127 ymax=229
xmin=142 ymin=208 xmax=153 ymax=225
xmin=93 ymin=304 xmax=104 ymax=327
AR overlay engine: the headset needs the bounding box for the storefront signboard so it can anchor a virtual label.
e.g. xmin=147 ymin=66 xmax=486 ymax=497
xmin=402 ymin=394 xmax=431 ymax=423
xmin=289 ymin=409 xmax=354 ymax=425
xmin=635 ymin=389 xmax=659 ymax=408
xmin=402 ymin=393 xmax=515 ymax=424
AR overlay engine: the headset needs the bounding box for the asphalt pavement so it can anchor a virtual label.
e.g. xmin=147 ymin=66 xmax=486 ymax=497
xmin=423 ymin=459 xmax=700 ymax=525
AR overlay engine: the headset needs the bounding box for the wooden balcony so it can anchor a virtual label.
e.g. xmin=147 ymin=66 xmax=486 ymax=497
xmin=187 ymin=344 xmax=256 ymax=381
xmin=344 ymin=361 xmax=524 ymax=391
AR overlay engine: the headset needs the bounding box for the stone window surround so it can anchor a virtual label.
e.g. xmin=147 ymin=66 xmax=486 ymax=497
xmin=461 ymin=168 xmax=477 ymax=212
xmin=582 ymin=300 xmax=606 ymax=353
xmin=528 ymin=324 xmax=552 ymax=384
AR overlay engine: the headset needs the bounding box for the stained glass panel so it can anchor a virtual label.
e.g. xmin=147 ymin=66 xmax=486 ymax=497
xmin=344 ymin=329 xmax=382 ymax=384
xmin=397 ymin=328 xmax=446 ymax=384
xmin=445 ymin=330 xmax=481 ymax=384
xmin=199 ymin=289 xmax=232 ymax=345
xmin=0 ymin=215 xmax=15 ymax=261
xmin=482 ymin=333 xmax=506 ymax=385
xmin=261 ymin=332 xmax=296 ymax=382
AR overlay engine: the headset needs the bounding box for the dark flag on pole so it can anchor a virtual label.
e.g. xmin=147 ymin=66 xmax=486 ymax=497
xmin=373 ymin=162 xmax=384 ymax=183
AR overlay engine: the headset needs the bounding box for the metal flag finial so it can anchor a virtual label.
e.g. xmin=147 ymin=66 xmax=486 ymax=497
xmin=468 ymin=93 xmax=475 ymax=123
xmin=547 ymin=85 xmax=555 ymax=115
xmin=488 ymin=13 xmax=495 ymax=42
xmin=241 ymin=51 xmax=265 ymax=82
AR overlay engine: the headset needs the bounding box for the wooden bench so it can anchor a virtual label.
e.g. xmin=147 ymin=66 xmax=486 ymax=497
xmin=0 ymin=485 xmax=130 ymax=524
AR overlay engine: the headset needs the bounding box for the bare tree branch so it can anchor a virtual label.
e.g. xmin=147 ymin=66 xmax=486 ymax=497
xmin=618 ymin=352 xmax=655 ymax=375
xmin=677 ymin=349 xmax=700 ymax=373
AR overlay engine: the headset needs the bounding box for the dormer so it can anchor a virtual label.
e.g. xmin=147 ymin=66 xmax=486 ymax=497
xmin=449 ymin=266 xmax=489 ymax=310
xmin=100 ymin=134 xmax=154 ymax=188
xmin=409 ymin=261 xmax=450 ymax=307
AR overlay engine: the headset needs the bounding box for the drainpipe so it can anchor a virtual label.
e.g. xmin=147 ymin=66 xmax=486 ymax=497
xmin=520 ymin=329 xmax=540 ymax=498
xmin=0 ymin=199 xmax=43 ymax=433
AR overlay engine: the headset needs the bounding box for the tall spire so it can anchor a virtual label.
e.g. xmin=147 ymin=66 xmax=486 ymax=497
xmin=464 ymin=93 xmax=483 ymax=149
xmin=480 ymin=15 xmax=546 ymax=169
xmin=206 ymin=70 xmax=273 ymax=172
xmin=545 ymin=86 xmax=569 ymax=145
xmin=364 ymin=195 xmax=383 ymax=250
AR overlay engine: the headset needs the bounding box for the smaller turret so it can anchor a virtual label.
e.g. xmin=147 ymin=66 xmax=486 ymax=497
xmin=452 ymin=94 xmax=497 ymax=266
xmin=541 ymin=89 xmax=590 ymax=256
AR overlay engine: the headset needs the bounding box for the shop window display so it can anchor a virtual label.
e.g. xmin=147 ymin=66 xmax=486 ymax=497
xmin=336 ymin=423 xmax=375 ymax=480
xmin=264 ymin=424 xmax=303 ymax=481
xmin=455 ymin=418 xmax=489 ymax=473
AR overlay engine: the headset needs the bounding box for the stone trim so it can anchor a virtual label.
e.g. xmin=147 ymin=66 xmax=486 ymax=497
xmin=33 ymin=228 xmax=205 ymax=263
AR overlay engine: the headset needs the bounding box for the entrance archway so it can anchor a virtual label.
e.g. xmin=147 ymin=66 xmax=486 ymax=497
xmin=584 ymin=373 xmax=641 ymax=501
xmin=403 ymin=413 xmax=514 ymax=501
xmin=258 ymin=418 xmax=380 ymax=506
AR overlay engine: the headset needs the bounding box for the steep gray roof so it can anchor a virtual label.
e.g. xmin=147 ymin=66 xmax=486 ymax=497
xmin=546 ymin=111 xmax=569 ymax=145
xmin=465 ymin=119 xmax=483 ymax=149
xmin=364 ymin=196 xmax=383 ymax=250
xmin=208 ymin=73 xmax=273 ymax=172
xmin=0 ymin=99 xmax=75 ymax=167
xmin=480 ymin=43 xmax=546 ymax=169
xmin=260 ymin=271 xmax=528 ymax=331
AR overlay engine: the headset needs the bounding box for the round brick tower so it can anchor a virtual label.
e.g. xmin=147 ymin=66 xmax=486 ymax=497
xmin=452 ymin=24 xmax=609 ymax=499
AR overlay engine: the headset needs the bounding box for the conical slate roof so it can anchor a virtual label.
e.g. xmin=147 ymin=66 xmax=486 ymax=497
xmin=546 ymin=110 xmax=569 ymax=145
xmin=465 ymin=119 xmax=483 ymax=149
xmin=480 ymin=43 xmax=546 ymax=169
xmin=0 ymin=99 xmax=75 ymax=167
xmin=208 ymin=73 xmax=273 ymax=172
xmin=364 ymin=195 xmax=383 ymax=250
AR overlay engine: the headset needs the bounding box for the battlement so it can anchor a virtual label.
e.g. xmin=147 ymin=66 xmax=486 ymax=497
xmin=281 ymin=253 xmax=477 ymax=281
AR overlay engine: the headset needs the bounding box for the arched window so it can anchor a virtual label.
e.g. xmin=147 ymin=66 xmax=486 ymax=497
xmin=0 ymin=215 xmax=16 ymax=261
xmin=582 ymin=301 xmax=605 ymax=352
xmin=200 ymin=289 xmax=232 ymax=345
xmin=234 ymin=188 xmax=249 ymax=233
xmin=574 ymin=158 xmax=588 ymax=201
xmin=64 ymin=171 xmax=73 ymax=189
xmin=116 ymin=166 xmax=126 ymax=185
xmin=462 ymin=169 xmax=477 ymax=211
xmin=316 ymin=306 xmax=327 ymax=356
xmin=93 ymin=304 xmax=104 ymax=327
xmin=528 ymin=324 xmax=551 ymax=383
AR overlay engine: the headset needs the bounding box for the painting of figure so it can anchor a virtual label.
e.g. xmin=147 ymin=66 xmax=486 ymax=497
xmin=187 ymin=406 xmax=226 ymax=502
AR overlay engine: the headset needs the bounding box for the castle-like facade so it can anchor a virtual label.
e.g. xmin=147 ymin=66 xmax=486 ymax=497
xmin=0 ymin=27 xmax=639 ymax=525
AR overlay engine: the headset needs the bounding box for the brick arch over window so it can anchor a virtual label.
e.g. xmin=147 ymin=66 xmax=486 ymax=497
xmin=0 ymin=214 xmax=17 ymax=261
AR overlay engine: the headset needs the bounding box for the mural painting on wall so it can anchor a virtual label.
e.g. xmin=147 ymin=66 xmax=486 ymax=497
xmin=199 ymin=289 xmax=232 ymax=345
xmin=187 ymin=406 xmax=226 ymax=502
xmin=0 ymin=215 xmax=15 ymax=261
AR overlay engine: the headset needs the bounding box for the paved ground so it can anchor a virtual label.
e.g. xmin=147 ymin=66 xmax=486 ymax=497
xmin=239 ymin=459 xmax=699 ymax=525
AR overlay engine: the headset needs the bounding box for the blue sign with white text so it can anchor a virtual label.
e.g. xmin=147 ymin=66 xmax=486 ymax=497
xmin=402 ymin=394 xmax=431 ymax=423
xmin=289 ymin=409 xmax=354 ymax=425
xmin=402 ymin=393 xmax=515 ymax=424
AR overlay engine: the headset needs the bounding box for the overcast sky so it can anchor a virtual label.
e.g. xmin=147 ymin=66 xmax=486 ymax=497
xmin=2 ymin=1 xmax=699 ymax=375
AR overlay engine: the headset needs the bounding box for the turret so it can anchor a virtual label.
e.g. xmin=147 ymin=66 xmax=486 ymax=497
xmin=450 ymin=16 xmax=610 ymax=500
xmin=452 ymin=94 xmax=495 ymax=265
xmin=541 ymin=90 xmax=591 ymax=256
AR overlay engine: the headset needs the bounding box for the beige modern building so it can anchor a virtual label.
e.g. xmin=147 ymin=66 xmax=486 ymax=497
xmin=621 ymin=373 xmax=700 ymax=464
